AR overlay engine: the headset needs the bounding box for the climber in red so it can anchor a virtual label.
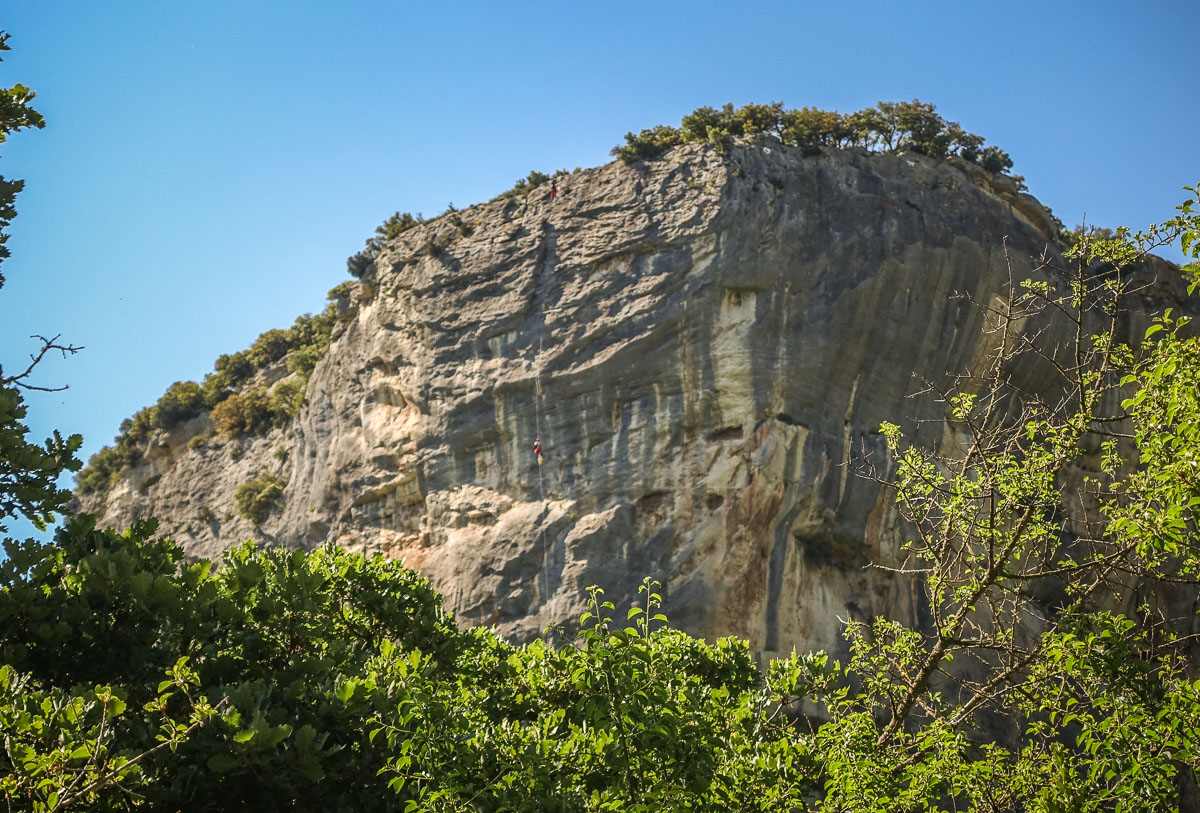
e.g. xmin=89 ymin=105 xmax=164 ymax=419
xmin=533 ymin=439 xmax=544 ymax=465
xmin=548 ymin=179 xmax=557 ymax=201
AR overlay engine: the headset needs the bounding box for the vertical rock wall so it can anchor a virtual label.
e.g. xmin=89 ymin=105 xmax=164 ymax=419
xmin=81 ymin=141 xmax=1186 ymax=661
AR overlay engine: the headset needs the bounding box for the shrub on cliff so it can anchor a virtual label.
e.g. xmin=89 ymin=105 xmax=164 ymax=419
xmin=74 ymin=408 xmax=154 ymax=495
xmin=202 ymin=350 xmax=256 ymax=405
xmin=979 ymin=143 xmax=1014 ymax=173
xmin=779 ymin=106 xmax=842 ymax=154
xmin=210 ymin=387 xmax=274 ymax=438
xmin=499 ymin=169 xmax=552 ymax=199
xmin=232 ymin=470 xmax=284 ymax=524
xmin=268 ymin=379 xmax=305 ymax=419
xmin=732 ymin=101 xmax=784 ymax=136
xmin=76 ymin=381 xmax=208 ymax=495
xmin=611 ymin=124 xmax=683 ymax=164
xmin=346 ymin=211 xmax=423 ymax=278
xmin=679 ymin=104 xmax=733 ymax=142
xmin=151 ymin=381 xmax=205 ymax=429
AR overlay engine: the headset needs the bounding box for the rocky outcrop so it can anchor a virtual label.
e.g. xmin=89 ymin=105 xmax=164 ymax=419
xmin=79 ymin=141 xmax=1187 ymax=661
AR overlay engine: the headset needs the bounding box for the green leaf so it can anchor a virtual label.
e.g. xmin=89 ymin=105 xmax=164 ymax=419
xmin=207 ymin=753 xmax=239 ymax=773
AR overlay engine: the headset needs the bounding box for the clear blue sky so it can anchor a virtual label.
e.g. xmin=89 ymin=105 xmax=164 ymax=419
xmin=1 ymin=1 xmax=1197 ymax=539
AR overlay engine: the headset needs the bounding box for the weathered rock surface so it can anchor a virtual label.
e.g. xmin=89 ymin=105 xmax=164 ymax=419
xmin=79 ymin=141 xmax=1188 ymax=661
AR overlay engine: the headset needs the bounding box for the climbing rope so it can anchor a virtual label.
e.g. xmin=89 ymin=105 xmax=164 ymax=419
xmin=532 ymin=335 xmax=551 ymax=605
xmin=533 ymin=336 xmax=546 ymax=496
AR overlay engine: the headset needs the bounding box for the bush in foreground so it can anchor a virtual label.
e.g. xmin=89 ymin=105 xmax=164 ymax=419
xmin=0 ymin=523 xmax=808 ymax=811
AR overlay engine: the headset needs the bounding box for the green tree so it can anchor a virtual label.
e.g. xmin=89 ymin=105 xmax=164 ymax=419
xmin=0 ymin=386 xmax=81 ymax=534
xmin=780 ymin=106 xmax=842 ymax=154
xmin=679 ymin=105 xmax=725 ymax=143
xmin=151 ymin=381 xmax=205 ymax=429
xmin=0 ymin=30 xmax=44 ymax=287
xmin=945 ymin=121 xmax=985 ymax=162
xmin=891 ymin=98 xmax=950 ymax=156
xmin=979 ymin=143 xmax=1014 ymax=173
xmin=232 ymin=470 xmax=284 ymax=524
xmin=611 ymin=124 xmax=682 ymax=164
xmin=209 ymin=386 xmax=274 ymax=437
xmin=732 ymin=101 xmax=784 ymax=137
xmin=803 ymin=187 xmax=1200 ymax=810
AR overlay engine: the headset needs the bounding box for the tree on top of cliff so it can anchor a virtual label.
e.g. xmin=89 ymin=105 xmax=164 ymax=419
xmin=614 ymin=99 xmax=1015 ymax=177
xmin=346 ymin=210 xmax=423 ymax=279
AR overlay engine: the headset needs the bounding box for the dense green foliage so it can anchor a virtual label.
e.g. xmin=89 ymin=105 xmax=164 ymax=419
xmin=614 ymin=99 xmax=1015 ymax=178
xmin=203 ymin=304 xmax=337 ymax=404
xmin=0 ymin=522 xmax=466 ymax=810
xmin=0 ymin=387 xmax=80 ymax=535
xmin=151 ymin=381 xmax=206 ymax=429
xmin=209 ymin=387 xmax=275 ymax=438
xmin=0 ymin=513 xmax=815 ymax=811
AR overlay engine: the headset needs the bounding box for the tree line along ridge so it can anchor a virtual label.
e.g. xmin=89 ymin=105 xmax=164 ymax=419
xmin=611 ymin=99 xmax=1016 ymax=175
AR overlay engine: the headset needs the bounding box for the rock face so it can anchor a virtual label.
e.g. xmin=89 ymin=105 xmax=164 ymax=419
xmin=79 ymin=141 xmax=1184 ymax=661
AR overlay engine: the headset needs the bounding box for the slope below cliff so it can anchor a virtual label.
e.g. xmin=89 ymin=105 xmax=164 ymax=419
xmin=78 ymin=140 xmax=1188 ymax=661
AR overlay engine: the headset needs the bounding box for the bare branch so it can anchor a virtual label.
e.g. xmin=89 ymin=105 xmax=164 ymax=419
xmin=2 ymin=333 xmax=83 ymax=391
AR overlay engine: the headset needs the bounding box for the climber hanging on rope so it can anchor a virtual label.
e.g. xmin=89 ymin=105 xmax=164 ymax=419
xmin=547 ymin=179 xmax=557 ymax=201
xmin=533 ymin=438 xmax=544 ymax=465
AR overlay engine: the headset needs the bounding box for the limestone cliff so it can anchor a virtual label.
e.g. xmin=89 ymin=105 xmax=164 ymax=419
xmin=77 ymin=141 xmax=1186 ymax=661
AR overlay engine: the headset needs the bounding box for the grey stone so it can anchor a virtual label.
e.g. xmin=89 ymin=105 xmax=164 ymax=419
xmin=78 ymin=140 xmax=1189 ymax=662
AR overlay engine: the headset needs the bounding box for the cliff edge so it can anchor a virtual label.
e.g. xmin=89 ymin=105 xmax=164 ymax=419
xmin=78 ymin=140 xmax=1186 ymax=660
